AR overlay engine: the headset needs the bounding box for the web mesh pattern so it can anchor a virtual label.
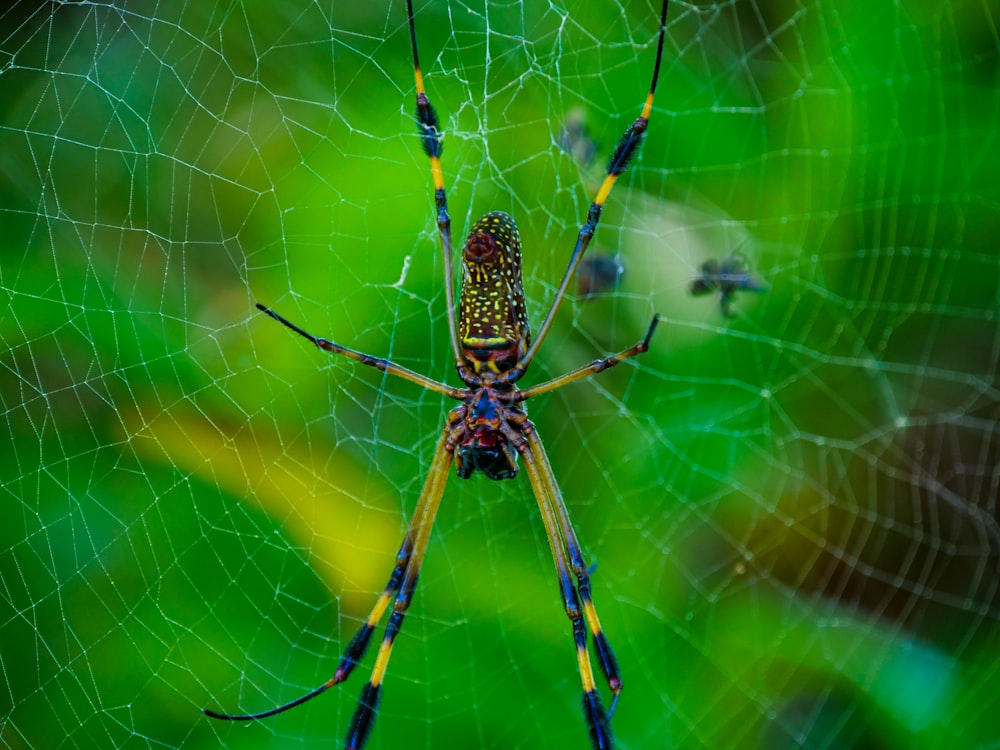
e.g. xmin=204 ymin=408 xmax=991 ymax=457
xmin=1 ymin=1 xmax=998 ymax=748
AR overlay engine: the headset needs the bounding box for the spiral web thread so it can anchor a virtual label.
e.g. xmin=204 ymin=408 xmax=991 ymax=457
xmin=1 ymin=1 xmax=998 ymax=748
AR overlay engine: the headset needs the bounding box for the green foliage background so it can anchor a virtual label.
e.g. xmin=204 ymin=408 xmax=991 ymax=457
xmin=1 ymin=1 xmax=998 ymax=748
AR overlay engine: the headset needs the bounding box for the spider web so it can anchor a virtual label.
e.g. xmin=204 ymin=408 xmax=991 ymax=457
xmin=2 ymin=0 xmax=998 ymax=748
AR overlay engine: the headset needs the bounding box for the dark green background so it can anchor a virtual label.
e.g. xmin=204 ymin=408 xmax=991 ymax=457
xmin=2 ymin=1 xmax=998 ymax=748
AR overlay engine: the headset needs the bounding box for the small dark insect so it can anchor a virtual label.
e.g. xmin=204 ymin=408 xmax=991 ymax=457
xmin=689 ymin=255 xmax=765 ymax=316
xmin=560 ymin=105 xmax=599 ymax=167
xmin=204 ymin=1 xmax=672 ymax=748
xmin=578 ymin=254 xmax=624 ymax=298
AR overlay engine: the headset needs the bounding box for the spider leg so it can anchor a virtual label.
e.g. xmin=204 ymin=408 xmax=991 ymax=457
xmin=343 ymin=428 xmax=453 ymax=749
xmin=256 ymin=304 xmax=465 ymax=399
xmin=406 ymin=0 xmax=463 ymax=370
xmin=522 ymin=429 xmax=623 ymax=716
xmin=511 ymin=425 xmax=616 ymax=750
xmin=203 ymin=429 xmax=454 ymax=735
xmin=502 ymin=0 xmax=671 ymax=384
xmin=202 ymin=551 xmax=402 ymax=722
xmin=515 ymin=315 xmax=660 ymax=402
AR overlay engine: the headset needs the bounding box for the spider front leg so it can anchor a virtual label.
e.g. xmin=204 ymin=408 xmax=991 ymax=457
xmin=203 ymin=538 xmax=408 ymax=722
xmin=204 ymin=429 xmax=454 ymax=750
xmin=342 ymin=429 xmax=453 ymax=749
xmin=524 ymin=429 xmax=623 ymax=713
xmin=510 ymin=423 xmax=620 ymax=750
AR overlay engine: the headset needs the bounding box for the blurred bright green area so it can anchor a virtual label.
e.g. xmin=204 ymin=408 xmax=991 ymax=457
xmin=1 ymin=1 xmax=998 ymax=749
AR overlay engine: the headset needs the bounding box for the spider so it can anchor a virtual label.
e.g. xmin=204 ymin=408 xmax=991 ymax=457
xmin=204 ymin=1 xmax=670 ymax=748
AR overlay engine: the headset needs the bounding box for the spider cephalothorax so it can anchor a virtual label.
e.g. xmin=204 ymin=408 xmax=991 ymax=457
xmin=205 ymin=2 xmax=671 ymax=748
xmin=449 ymin=383 xmax=524 ymax=480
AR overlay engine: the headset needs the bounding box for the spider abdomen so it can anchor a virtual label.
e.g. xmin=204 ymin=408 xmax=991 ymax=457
xmin=459 ymin=211 xmax=530 ymax=374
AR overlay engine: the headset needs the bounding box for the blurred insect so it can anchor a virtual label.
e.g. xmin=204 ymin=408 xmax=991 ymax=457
xmin=204 ymin=1 xmax=671 ymax=748
xmin=560 ymin=105 xmax=599 ymax=167
xmin=578 ymin=254 xmax=624 ymax=298
xmin=689 ymin=254 xmax=765 ymax=316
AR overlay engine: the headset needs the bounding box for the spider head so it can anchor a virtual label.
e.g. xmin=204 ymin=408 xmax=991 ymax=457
xmin=458 ymin=211 xmax=530 ymax=375
xmin=455 ymin=426 xmax=518 ymax=481
xmin=455 ymin=440 xmax=518 ymax=480
xmin=453 ymin=388 xmax=519 ymax=481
